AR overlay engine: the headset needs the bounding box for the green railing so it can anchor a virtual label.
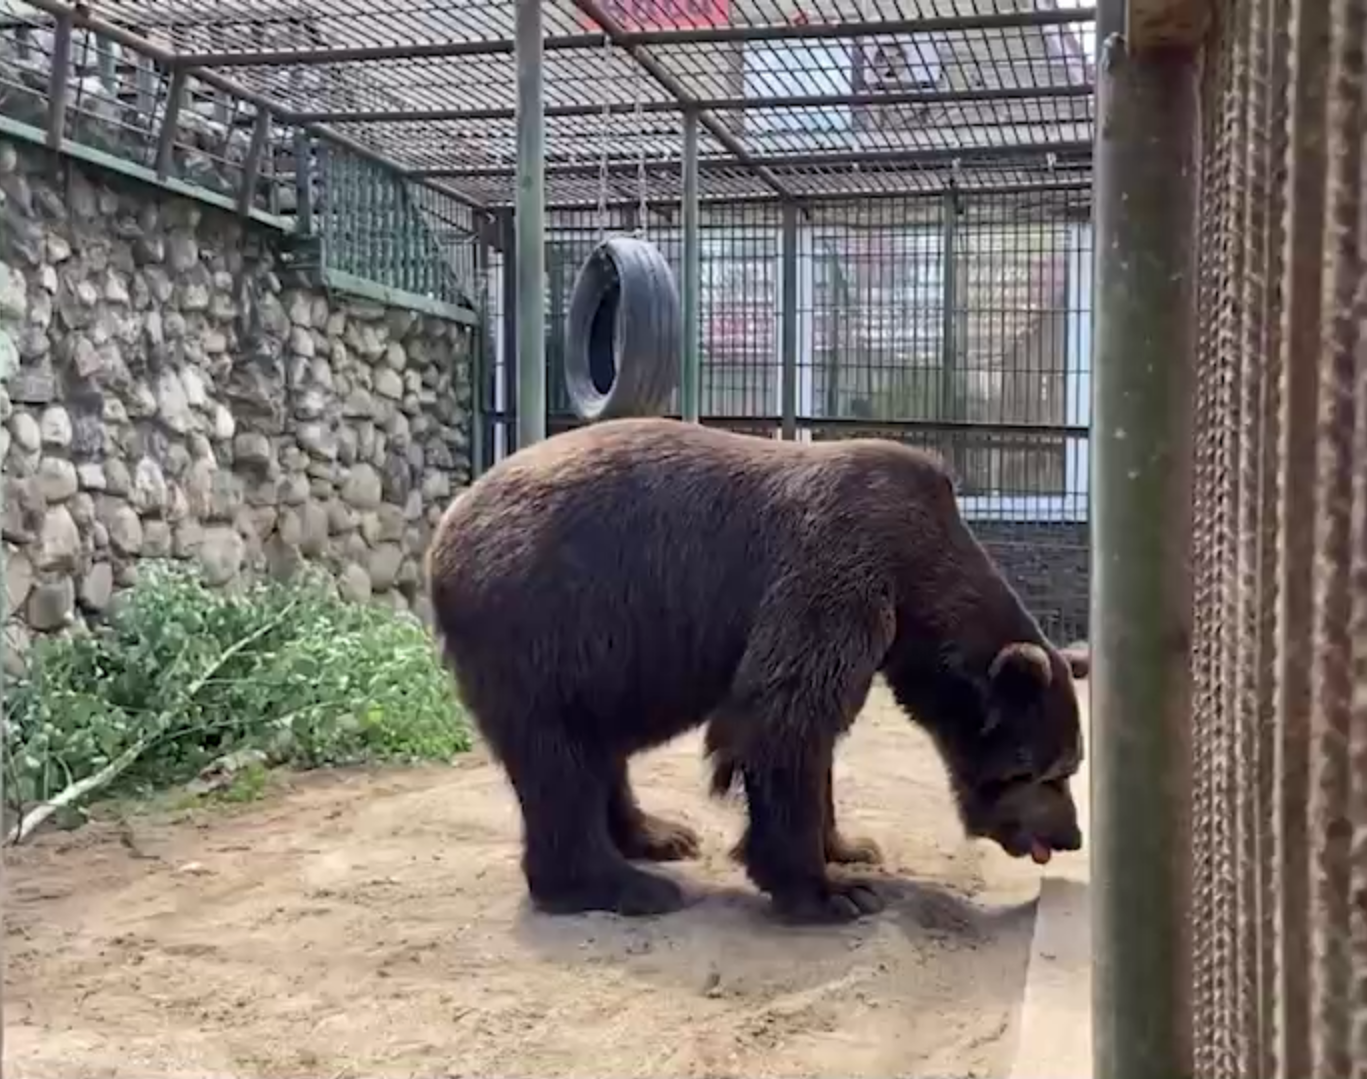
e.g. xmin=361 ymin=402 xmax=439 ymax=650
xmin=304 ymin=137 xmax=480 ymax=323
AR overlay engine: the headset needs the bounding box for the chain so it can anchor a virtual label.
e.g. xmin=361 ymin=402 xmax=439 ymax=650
xmin=634 ymin=57 xmax=647 ymax=237
xmin=597 ymin=32 xmax=612 ymax=241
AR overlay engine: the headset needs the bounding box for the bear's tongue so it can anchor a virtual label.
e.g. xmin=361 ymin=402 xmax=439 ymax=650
xmin=1029 ymin=841 xmax=1053 ymax=866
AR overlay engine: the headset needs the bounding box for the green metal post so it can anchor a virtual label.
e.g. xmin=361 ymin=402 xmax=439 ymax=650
xmin=133 ymin=53 xmax=156 ymax=125
xmin=237 ymin=109 xmax=270 ymax=216
xmin=472 ymin=213 xmax=491 ymax=478
xmin=357 ymin=162 xmax=374 ymax=282
xmin=95 ymin=33 xmax=116 ymax=92
xmin=546 ymin=242 xmax=565 ymax=414
xmin=779 ymin=202 xmax=798 ymax=440
xmin=1090 ymin=15 xmax=1199 ymax=1079
xmin=514 ymin=0 xmax=546 ymax=449
xmin=293 ymin=130 xmax=314 ymax=236
xmin=501 ymin=209 xmax=518 ymax=447
xmin=680 ymin=108 xmax=701 ymax=424
xmin=155 ymin=66 xmax=186 ymax=180
xmin=45 ymin=11 xmax=72 ymax=149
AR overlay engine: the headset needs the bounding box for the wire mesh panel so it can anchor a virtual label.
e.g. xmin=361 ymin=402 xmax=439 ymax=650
xmin=1188 ymin=0 xmax=1366 ymax=1074
xmin=798 ymin=190 xmax=1091 ymax=643
xmin=502 ymin=185 xmax=1090 ymax=645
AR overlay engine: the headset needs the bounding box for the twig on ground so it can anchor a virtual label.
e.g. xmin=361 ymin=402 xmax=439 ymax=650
xmin=5 ymin=601 xmax=299 ymax=846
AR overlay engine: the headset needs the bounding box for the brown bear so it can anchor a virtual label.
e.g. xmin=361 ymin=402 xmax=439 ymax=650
xmin=426 ymin=418 xmax=1084 ymax=923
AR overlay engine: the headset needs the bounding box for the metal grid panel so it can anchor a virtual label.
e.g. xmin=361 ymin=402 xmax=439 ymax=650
xmin=648 ymin=20 xmax=1090 ymax=108
xmin=478 ymin=188 xmax=1089 ymax=643
xmin=35 ymin=0 xmax=1097 ymax=204
xmin=326 ymin=114 xmax=731 ymax=175
xmin=1188 ymin=0 xmax=1367 ymax=1074
xmin=84 ymin=0 xmax=598 ymax=53
xmin=177 ymin=49 xmax=678 ymax=119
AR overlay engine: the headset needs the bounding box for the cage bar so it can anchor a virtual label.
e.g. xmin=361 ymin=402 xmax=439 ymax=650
xmin=681 ymin=107 xmax=701 ymax=425
xmin=1090 ymin=20 xmax=1199 ymax=1079
xmin=514 ymin=0 xmax=546 ymax=450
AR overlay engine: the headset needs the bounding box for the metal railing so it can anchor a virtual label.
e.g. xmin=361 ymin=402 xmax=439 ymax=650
xmin=0 ymin=0 xmax=483 ymax=316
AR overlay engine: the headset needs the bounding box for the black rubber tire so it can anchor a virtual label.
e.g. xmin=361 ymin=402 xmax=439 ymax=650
xmin=564 ymin=236 xmax=681 ymax=422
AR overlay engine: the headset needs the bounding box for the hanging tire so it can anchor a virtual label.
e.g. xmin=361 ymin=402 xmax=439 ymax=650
xmin=564 ymin=236 xmax=681 ymax=423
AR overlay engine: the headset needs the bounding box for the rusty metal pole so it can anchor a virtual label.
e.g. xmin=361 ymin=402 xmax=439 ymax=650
xmin=1090 ymin=6 xmax=1200 ymax=1079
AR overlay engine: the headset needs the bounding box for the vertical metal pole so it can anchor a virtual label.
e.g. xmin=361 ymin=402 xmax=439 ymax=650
xmin=95 ymin=33 xmax=116 ymax=92
xmin=1090 ymin=18 xmax=1199 ymax=1079
xmin=824 ymin=249 xmax=844 ymax=420
xmin=155 ymin=67 xmax=187 ymax=180
xmin=780 ymin=201 xmax=799 ymax=440
xmin=237 ymin=109 xmax=271 ymax=216
xmin=45 ymin=11 xmax=73 ymax=149
xmin=472 ymin=213 xmax=492 ymax=478
xmin=293 ymin=129 xmax=314 ymax=235
xmin=501 ymin=209 xmax=519 ymax=453
xmin=939 ymin=188 xmax=959 ymax=468
xmin=681 ymin=108 xmax=702 ymax=424
xmin=134 ymin=54 xmax=156 ymax=123
xmin=514 ymin=0 xmax=546 ymax=449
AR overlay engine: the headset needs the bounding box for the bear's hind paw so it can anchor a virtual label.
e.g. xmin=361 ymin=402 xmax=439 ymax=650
xmin=771 ymin=878 xmax=886 ymax=924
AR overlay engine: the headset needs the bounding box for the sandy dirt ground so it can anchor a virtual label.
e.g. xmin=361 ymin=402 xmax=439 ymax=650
xmin=4 ymin=681 xmax=1078 ymax=1079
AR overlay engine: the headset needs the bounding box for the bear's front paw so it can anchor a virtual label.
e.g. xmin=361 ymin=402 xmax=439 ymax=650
xmin=771 ymin=878 xmax=886 ymax=923
xmin=825 ymin=832 xmax=884 ymax=866
xmin=530 ymin=865 xmax=689 ymax=917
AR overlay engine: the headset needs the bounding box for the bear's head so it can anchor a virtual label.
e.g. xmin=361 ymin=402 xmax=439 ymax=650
xmin=935 ymin=642 xmax=1084 ymax=865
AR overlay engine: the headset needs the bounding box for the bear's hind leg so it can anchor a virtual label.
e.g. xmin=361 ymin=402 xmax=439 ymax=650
xmin=738 ymin=741 xmax=885 ymax=923
xmin=607 ymin=759 xmax=702 ymax=862
xmin=501 ymin=727 xmax=686 ymax=917
xmin=822 ymin=763 xmax=884 ymax=866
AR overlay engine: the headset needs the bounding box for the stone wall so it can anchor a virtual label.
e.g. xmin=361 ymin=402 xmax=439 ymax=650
xmin=1 ymin=137 xmax=474 ymax=670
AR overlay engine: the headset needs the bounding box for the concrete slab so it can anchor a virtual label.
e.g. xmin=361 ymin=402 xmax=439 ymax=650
xmin=1009 ymin=677 xmax=1093 ymax=1079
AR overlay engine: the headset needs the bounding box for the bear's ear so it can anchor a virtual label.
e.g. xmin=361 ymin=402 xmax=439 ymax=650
xmin=980 ymin=643 xmax=1054 ymax=736
xmin=988 ymin=642 xmax=1054 ymax=695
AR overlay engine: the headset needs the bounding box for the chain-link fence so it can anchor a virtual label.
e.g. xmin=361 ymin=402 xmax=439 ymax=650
xmin=1186 ymin=0 xmax=1365 ymax=1073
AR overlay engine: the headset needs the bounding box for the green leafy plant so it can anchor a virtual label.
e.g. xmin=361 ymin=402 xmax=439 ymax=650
xmin=3 ymin=561 xmax=471 ymax=842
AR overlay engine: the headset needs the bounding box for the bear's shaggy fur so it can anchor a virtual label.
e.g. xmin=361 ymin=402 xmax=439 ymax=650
xmin=426 ymin=418 xmax=1084 ymax=922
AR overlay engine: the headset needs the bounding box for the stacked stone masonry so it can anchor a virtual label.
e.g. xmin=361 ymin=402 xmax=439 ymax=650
xmin=0 ymin=138 xmax=474 ymax=672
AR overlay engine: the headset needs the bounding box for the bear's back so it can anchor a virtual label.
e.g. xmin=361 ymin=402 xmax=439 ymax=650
xmin=425 ymin=419 xmax=960 ymax=738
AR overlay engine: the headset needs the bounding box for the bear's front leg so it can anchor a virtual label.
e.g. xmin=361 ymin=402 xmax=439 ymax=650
xmin=739 ymin=744 xmax=885 ymax=923
xmin=728 ymin=579 xmax=894 ymax=921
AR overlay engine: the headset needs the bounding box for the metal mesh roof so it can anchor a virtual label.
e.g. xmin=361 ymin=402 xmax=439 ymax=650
xmin=15 ymin=0 xmax=1096 ymax=206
